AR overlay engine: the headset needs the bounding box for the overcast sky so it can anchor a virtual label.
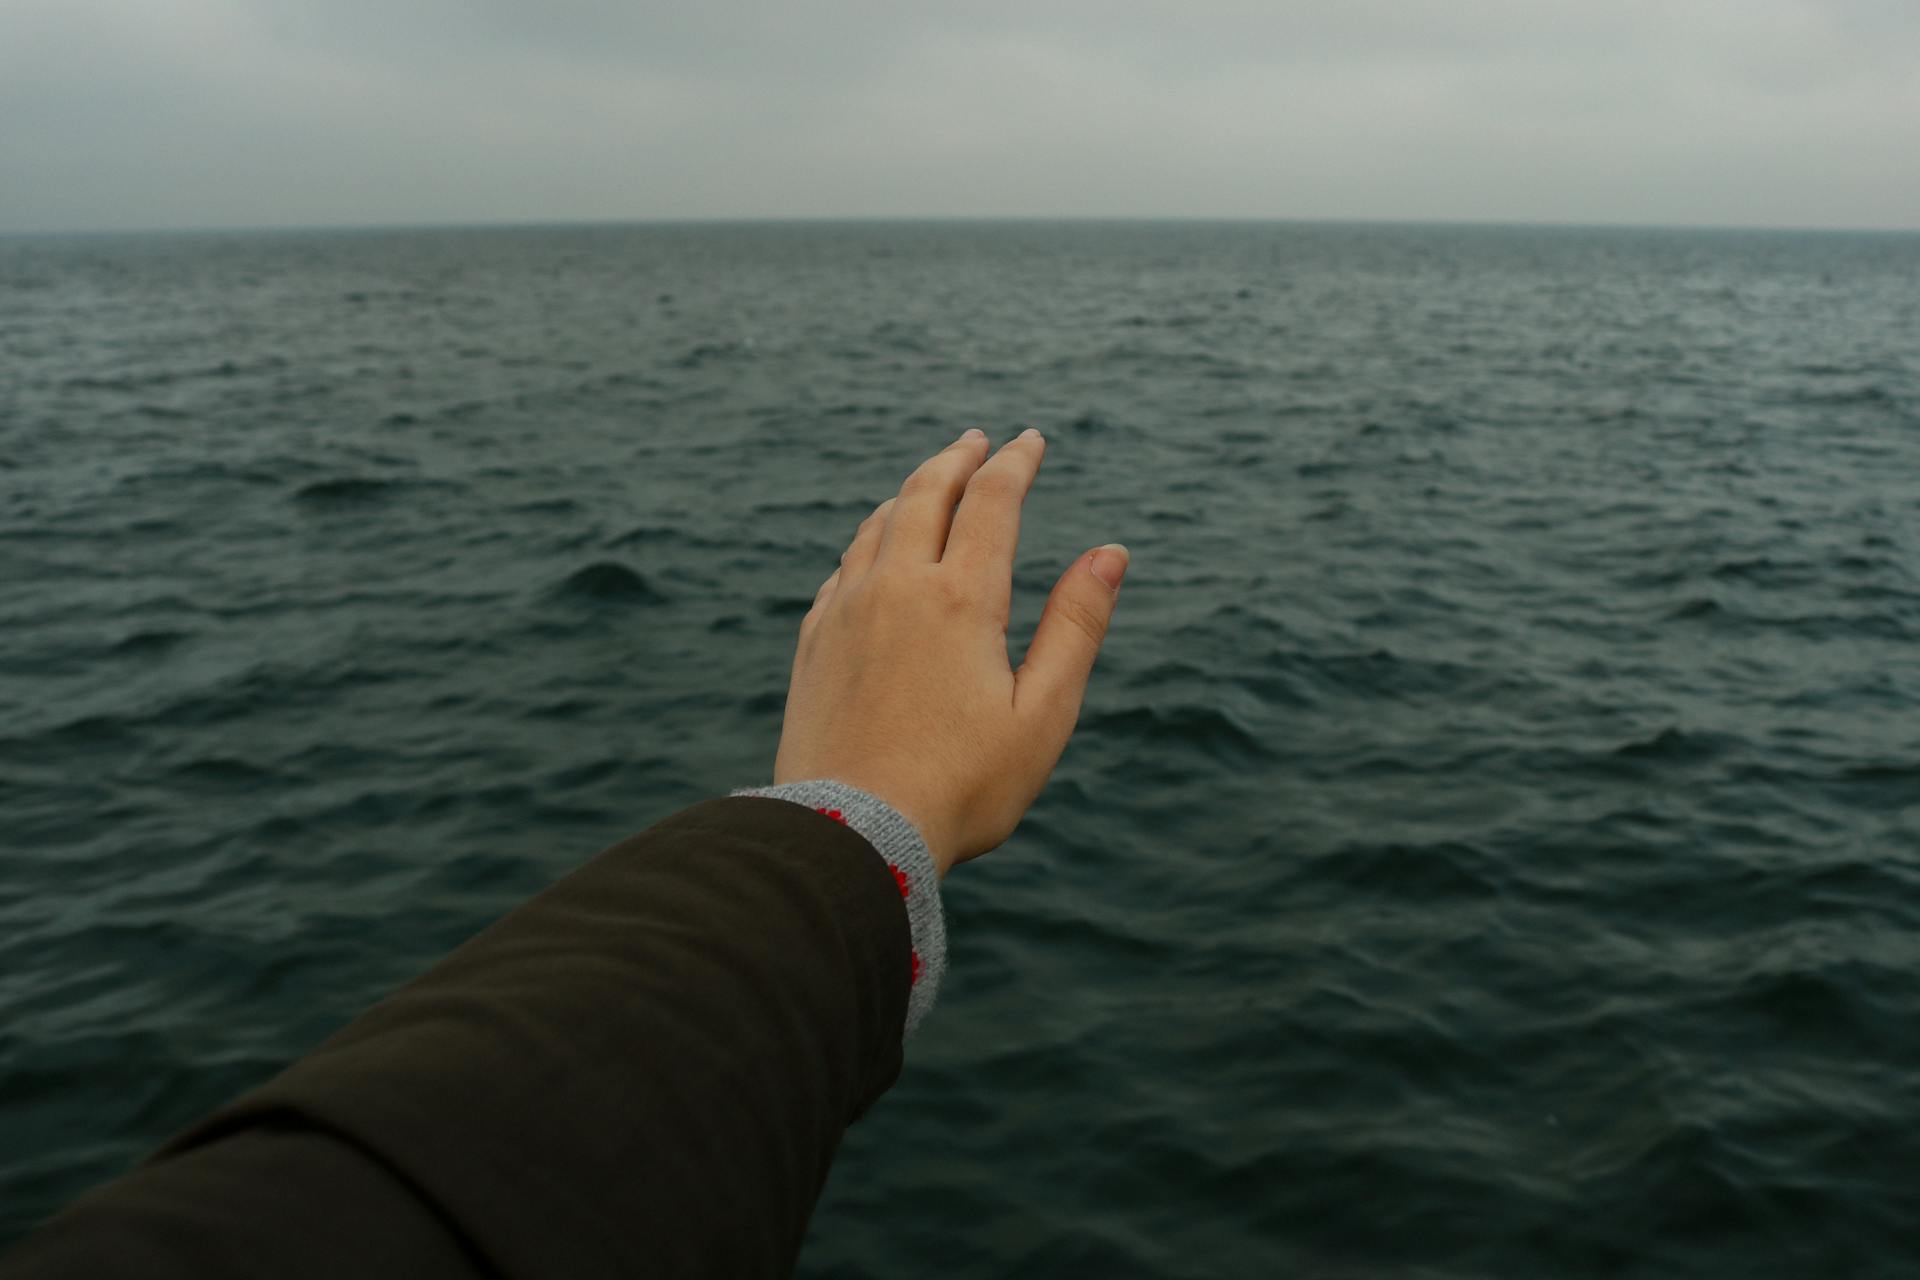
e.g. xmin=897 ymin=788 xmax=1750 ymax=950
xmin=2 ymin=0 xmax=1915 ymax=233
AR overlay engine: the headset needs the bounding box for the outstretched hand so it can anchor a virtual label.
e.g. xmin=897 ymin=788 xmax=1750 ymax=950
xmin=773 ymin=428 xmax=1129 ymax=876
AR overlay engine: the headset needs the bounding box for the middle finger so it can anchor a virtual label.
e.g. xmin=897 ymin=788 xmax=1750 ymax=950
xmin=876 ymin=429 xmax=991 ymax=565
xmin=944 ymin=428 xmax=1046 ymax=582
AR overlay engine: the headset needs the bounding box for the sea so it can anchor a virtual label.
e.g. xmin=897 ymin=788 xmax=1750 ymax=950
xmin=3 ymin=220 xmax=1918 ymax=1277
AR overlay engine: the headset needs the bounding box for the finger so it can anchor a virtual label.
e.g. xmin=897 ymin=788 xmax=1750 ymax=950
xmin=1014 ymin=544 xmax=1130 ymax=730
xmin=945 ymin=429 xmax=1045 ymax=586
xmin=877 ymin=429 xmax=990 ymax=565
xmin=839 ymin=498 xmax=894 ymax=584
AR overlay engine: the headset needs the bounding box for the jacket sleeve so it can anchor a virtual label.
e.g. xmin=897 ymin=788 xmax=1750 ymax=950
xmin=0 ymin=795 xmax=915 ymax=1280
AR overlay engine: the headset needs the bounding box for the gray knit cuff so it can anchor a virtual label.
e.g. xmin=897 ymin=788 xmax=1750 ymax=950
xmin=728 ymin=779 xmax=946 ymax=1037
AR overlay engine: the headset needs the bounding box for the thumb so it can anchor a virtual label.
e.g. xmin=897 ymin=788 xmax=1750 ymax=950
xmin=1015 ymin=543 xmax=1129 ymax=726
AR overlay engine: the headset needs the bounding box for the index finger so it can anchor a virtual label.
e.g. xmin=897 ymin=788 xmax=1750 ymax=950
xmin=942 ymin=428 xmax=1046 ymax=584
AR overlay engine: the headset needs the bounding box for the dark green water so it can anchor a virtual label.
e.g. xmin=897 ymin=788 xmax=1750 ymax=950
xmin=3 ymin=221 xmax=1919 ymax=1276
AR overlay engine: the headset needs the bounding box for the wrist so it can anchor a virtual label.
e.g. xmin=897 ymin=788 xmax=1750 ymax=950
xmin=776 ymin=770 xmax=958 ymax=876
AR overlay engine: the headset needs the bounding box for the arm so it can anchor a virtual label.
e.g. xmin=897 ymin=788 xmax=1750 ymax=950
xmin=0 ymin=428 xmax=1128 ymax=1279
xmin=3 ymin=799 xmax=912 ymax=1280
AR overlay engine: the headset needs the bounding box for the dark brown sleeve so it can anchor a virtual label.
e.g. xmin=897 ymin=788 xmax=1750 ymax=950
xmin=0 ymin=796 xmax=913 ymax=1280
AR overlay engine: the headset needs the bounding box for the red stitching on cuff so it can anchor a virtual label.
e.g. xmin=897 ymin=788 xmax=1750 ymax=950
xmin=808 ymin=804 xmax=920 ymax=994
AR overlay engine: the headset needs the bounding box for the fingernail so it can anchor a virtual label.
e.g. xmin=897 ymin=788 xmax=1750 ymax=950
xmin=1089 ymin=543 xmax=1129 ymax=590
xmin=1021 ymin=428 xmax=1044 ymax=444
xmin=960 ymin=428 xmax=986 ymax=444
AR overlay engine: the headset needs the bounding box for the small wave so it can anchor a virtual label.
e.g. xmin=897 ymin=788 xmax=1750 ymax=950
xmin=1777 ymin=384 xmax=1897 ymax=408
xmin=1610 ymin=727 xmax=1728 ymax=764
xmin=1831 ymin=760 xmax=1920 ymax=811
xmin=292 ymin=477 xmax=403 ymax=504
xmin=544 ymin=758 xmax=625 ymax=790
xmin=1617 ymin=565 xmax=1689 ymax=590
xmin=1791 ymin=360 xmax=1899 ymax=378
xmin=1079 ymin=703 xmax=1270 ymax=764
xmin=168 ymin=756 xmax=281 ymax=788
xmin=1309 ymin=839 xmax=1510 ymax=905
xmin=671 ymin=341 xmax=750 ymax=369
xmin=60 ymin=356 xmax=288 ymax=393
xmin=1832 ymin=553 xmax=1900 ymax=574
xmin=1176 ymin=602 xmax=1298 ymax=640
xmin=1668 ymin=603 xmax=1918 ymax=642
xmin=1773 ymin=858 xmax=1920 ymax=916
xmin=1844 ymin=761 xmax=1920 ymax=784
xmin=110 ymin=629 xmax=190 ymax=657
xmin=605 ymin=524 xmax=687 ymax=549
xmin=552 ymin=562 xmax=668 ymax=605
xmin=114 ymin=461 xmax=285 ymax=493
xmin=740 ymin=690 xmax=786 ymax=715
xmin=0 ymin=713 xmax=138 ymax=761
xmin=750 ymin=499 xmax=872 ymax=517
xmin=1123 ymin=659 xmax=1212 ymax=690
xmin=1262 ymin=646 xmax=1518 ymax=704
xmin=585 ymin=371 xmax=669 ymax=393
xmin=1734 ymin=967 xmax=1889 ymax=1053
xmin=507 ymin=498 xmax=581 ymax=517
xmin=1228 ymin=673 xmax=1319 ymax=710
xmin=1665 ymin=597 xmax=1724 ymax=622
xmin=1709 ymin=557 xmax=1818 ymax=586
xmin=132 ymin=661 xmax=418 ymax=731
xmin=523 ymin=697 xmax=597 ymax=720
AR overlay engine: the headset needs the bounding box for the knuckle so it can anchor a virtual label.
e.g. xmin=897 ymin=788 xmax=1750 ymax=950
xmin=925 ymin=571 xmax=976 ymax=615
xmin=898 ymin=467 xmax=944 ymax=497
xmin=1055 ymin=593 xmax=1109 ymax=647
xmin=966 ymin=469 xmax=1023 ymax=503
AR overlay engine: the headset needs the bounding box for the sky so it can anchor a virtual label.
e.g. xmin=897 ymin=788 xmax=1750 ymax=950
xmin=2 ymin=0 xmax=1915 ymax=233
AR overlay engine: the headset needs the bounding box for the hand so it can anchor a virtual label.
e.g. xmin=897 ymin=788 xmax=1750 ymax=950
xmin=773 ymin=428 xmax=1129 ymax=876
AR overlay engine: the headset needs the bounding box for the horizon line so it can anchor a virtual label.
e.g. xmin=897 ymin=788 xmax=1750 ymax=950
xmin=4 ymin=212 xmax=1918 ymax=239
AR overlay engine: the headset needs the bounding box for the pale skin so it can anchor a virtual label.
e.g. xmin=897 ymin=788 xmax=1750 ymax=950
xmin=774 ymin=427 xmax=1130 ymax=877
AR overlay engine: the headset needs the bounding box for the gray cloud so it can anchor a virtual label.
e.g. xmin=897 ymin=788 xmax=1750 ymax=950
xmin=2 ymin=0 xmax=1915 ymax=232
